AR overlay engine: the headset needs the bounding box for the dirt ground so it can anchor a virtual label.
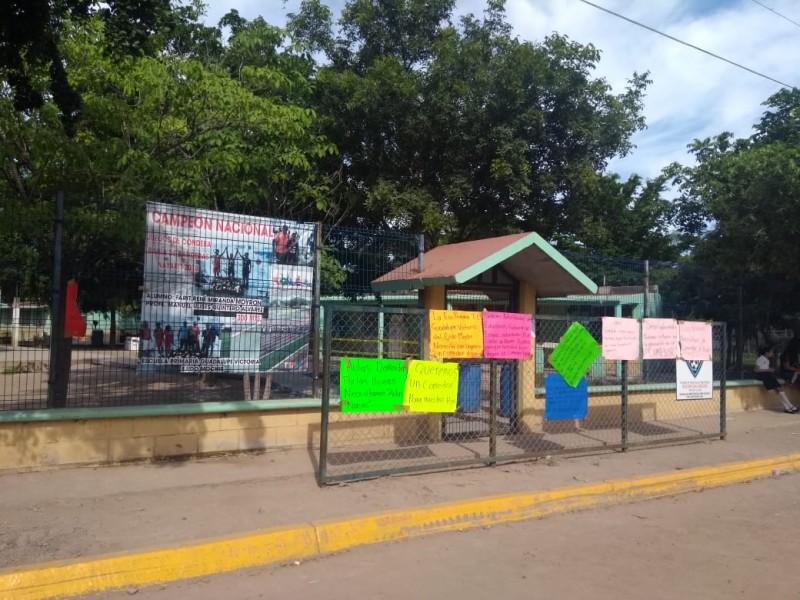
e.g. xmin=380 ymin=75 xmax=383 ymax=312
xmin=2 ymin=409 xmax=800 ymax=570
xmin=0 ymin=345 xmax=316 ymax=410
xmin=101 ymin=474 xmax=800 ymax=600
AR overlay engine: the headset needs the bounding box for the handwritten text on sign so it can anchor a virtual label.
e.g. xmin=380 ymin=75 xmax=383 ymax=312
xmin=429 ymin=310 xmax=483 ymax=359
xmin=548 ymin=322 xmax=601 ymax=388
xmin=642 ymin=318 xmax=679 ymax=360
xmin=601 ymin=317 xmax=640 ymax=360
xmin=482 ymin=311 xmax=532 ymax=359
xmin=678 ymin=321 xmax=712 ymax=361
xmin=403 ymin=360 xmax=459 ymax=413
xmin=339 ymin=358 xmax=407 ymax=413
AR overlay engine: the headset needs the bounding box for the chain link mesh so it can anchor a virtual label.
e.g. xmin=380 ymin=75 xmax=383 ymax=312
xmin=320 ymin=306 xmax=726 ymax=483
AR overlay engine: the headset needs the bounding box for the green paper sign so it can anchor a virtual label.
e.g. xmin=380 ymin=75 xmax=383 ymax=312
xmin=339 ymin=358 xmax=407 ymax=412
xmin=548 ymin=322 xmax=601 ymax=388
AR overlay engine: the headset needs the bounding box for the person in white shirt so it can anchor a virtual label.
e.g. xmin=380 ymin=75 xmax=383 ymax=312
xmin=755 ymin=346 xmax=799 ymax=413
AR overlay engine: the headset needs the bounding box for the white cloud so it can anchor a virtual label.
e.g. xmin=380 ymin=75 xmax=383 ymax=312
xmin=204 ymin=0 xmax=800 ymax=179
xmin=505 ymin=0 xmax=799 ymax=178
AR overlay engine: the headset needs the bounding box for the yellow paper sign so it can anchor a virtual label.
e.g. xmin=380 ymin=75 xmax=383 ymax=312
xmin=429 ymin=310 xmax=483 ymax=359
xmin=403 ymin=360 xmax=459 ymax=413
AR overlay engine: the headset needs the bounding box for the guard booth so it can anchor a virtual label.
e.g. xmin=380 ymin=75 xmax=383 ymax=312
xmin=371 ymin=232 xmax=598 ymax=440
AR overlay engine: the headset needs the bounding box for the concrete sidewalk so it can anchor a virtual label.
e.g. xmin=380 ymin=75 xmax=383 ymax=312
xmin=2 ymin=409 xmax=800 ymax=597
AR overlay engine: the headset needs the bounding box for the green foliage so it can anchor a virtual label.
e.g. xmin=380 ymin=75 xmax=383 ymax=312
xmin=320 ymin=247 xmax=347 ymax=293
xmin=290 ymin=0 xmax=652 ymax=249
xmin=555 ymin=171 xmax=679 ymax=260
xmin=0 ymin=199 xmax=53 ymax=302
xmin=0 ymin=9 xmax=336 ymax=309
xmin=671 ymin=88 xmax=800 ymax=330
xmin=0 ymin=0 xmax=174 ymax=134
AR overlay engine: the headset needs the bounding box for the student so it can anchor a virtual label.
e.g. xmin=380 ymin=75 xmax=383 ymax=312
xmin=154 ymin=322 xmax=164 ymax=357
xmin=212 ymin=249 xmax=222 ymax=278
xmin=755 ymin=346 xmax=799 ymax=413
xmin=164 ymin=325 xmax=174 ymax=357
xmin=227 ymin=249 xmax=238 ymax=279
xmin=287 ymin=233 xmax=300 ymax=265
xmin=780 ymin=337 xmax=800 ymax=385
xmin=201 ymin=324 xmax=218 ymax=358
xmin=273 ymin=225 xmax=290 ymax=264
xmin=189 ymin=321 xmax=201 ymax=353
xmin=242 ymin=252 xmax=252 ymax=288
xmin=178 ymin=321 xmax=189 ymax=351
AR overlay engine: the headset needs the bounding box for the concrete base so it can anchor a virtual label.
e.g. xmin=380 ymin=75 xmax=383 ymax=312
xmin=0 ymin=382 xmax=795 ymax=471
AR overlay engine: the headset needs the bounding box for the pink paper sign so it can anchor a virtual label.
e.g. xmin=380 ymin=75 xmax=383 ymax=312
xmin=601 ymin=317 xmax=640 ymax=360
xmin=642 ymin=318 xmax=679 ymax=359
xmin=678 ymin=321 xmax=712 ymax=360
xmin=482 ymin=311 xmax=532 ymax=359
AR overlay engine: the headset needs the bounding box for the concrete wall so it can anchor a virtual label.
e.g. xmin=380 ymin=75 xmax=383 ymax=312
xmin=0 ymin=382 xmax=796 ymax=471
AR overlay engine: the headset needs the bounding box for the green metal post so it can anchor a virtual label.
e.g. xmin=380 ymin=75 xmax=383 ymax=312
xmin=621 ymin=360 xmax=629 ymax=451
xmin=318 ymin=305 xmax=333 ymax=484
xmin=489 ymin=361 xmax=498 ymax=464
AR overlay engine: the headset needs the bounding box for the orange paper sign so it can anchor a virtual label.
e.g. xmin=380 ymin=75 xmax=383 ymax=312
xmin=429 ymin=310 xmax=483 ymax=359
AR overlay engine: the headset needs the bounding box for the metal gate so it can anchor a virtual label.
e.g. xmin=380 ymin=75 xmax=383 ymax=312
xmin=319 ymin=305 xmax=727 ymax=484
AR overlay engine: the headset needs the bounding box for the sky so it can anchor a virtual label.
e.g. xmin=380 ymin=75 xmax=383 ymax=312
xmin=202 ymin=0 xmax=800 ymax=181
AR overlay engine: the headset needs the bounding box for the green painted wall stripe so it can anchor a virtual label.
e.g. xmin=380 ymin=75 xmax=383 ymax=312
xmin=0 ymin=398 xmax=341 ymax=423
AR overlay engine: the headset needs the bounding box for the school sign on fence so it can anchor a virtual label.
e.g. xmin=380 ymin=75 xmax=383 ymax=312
xmin=138 ymin=202 xmax=316 ymax=373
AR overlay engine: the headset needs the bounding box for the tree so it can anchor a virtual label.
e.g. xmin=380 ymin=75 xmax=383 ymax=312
xmin=671 ymin=88 xmax=800 ymax=362
xmin=554 ymin=171 xmax=679 ymax=260
xmin=0 ymin=11 xmax=335 ymax=311
xmin=0 ymin=0 xmax=175 ymax=135
xmin=673 ymin=91 xmax=800 ymax=285
xmin=289 ymin=0 xmax=651 ymax=248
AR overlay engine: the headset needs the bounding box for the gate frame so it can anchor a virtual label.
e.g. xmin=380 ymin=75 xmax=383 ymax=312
xmin=319 ymin=305 xmax=727 ymax=485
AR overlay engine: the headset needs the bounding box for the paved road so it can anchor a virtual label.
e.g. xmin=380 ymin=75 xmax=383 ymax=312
xmin=102 ymin=473 xmax=800 ymax=600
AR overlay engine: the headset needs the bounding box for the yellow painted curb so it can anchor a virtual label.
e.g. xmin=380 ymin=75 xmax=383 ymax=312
xmin=2 ymin=453 xmax=799 ymax=599
xmin=0 ymin=524 xmax=320 ymax=600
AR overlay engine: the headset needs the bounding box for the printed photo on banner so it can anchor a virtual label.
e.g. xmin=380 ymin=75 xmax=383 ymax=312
xmin=139 ymin=202 xmax=315 ymax=374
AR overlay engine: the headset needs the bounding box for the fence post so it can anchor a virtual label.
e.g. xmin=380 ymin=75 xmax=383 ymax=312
xmin=318 ymin=304 xmax=333 ymax=484
xmin=621 ymin=360 xmax=629 ymax=451
xmin=47 ymin=191 xmax=67 ymax=409
xmin=720 ymin=323 xmax=727 ymax=440
xmin=377 ymin=310 xmax=385 ymax=358
xmin=642 ymin=260 xmax=649 ymax=385
xmin=489 ymin=360 xmax=498 ymax=465
xmin=311 ymin=222 xmax=323 ymax=398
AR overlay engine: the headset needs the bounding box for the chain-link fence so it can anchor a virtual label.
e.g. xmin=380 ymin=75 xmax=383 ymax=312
xmin=319 ymin=305 xmax=726 ymax=484
xmin=0 ymin=192 xmax=424 ymax=411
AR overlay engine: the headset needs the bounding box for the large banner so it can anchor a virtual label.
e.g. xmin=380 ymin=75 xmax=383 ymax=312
xmin=138 ymin=202 xmax=315 ymax=373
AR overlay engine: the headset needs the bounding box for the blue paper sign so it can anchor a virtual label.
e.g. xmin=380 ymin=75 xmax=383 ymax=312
xmin=545 ymin=374 xmax=589 ymax=420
